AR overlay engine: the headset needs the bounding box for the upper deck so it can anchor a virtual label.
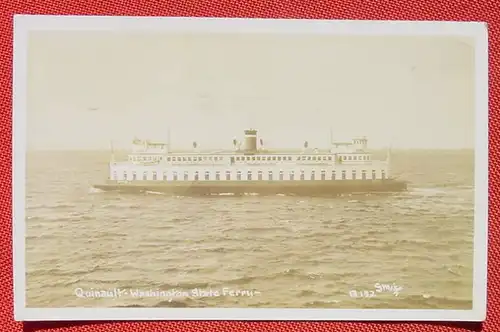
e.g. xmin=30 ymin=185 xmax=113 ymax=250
xmin=115 ymin=129 xmax=376 ymax=167
xmin=124 ymin=150 xmax=373 ymax=166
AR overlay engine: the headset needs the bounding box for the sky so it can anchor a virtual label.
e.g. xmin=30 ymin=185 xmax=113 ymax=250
xmin=26 ymin=31 xmax=475 ymax=150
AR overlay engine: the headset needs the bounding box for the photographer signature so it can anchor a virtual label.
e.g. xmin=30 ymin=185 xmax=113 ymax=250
xmin=349 ymin=282 xmax=403 ymax=298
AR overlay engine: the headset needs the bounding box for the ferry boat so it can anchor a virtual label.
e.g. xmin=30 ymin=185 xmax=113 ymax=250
xmin=92 ymin=129 xmax=407 ymax=196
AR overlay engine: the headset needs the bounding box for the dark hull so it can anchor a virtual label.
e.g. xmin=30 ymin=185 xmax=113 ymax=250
xmin=93 ymin=179 xmax=408 ymax=197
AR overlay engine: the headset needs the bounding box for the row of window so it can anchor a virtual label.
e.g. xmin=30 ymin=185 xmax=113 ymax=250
xmin=131 ymin=156 xmax=162 ymax=162
xmin=339 ymin=155 xmax=370 ymax=161
xmin=129 ymin=154 xmax=372 ymax=163
xmin=130 ymin=155 xmax=225 ymax=162
xmin=113 ymin=169 xmax=386 ymax=181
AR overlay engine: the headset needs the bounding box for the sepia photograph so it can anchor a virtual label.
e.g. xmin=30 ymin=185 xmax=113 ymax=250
xmin=13 ymin=16 xmax=488 ymax=321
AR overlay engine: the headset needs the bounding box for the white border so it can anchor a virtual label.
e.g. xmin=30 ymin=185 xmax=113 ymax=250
xmin=12 ymin=15 xmax=488 ymax=322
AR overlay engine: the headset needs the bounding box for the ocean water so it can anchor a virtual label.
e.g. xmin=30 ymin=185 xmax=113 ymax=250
xmin=25 ymin=150 xmax=475 ymax=309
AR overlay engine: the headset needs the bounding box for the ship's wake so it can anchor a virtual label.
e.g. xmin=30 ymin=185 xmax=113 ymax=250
xmin=409 ymin=187 xmax=447 ymax=196
xmin=88 ymin=187 xmax=104 ymax=194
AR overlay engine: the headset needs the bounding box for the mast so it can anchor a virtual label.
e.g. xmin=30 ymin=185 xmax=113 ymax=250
xmin=329 ymin=127 xmax=333 ymax=149
xmin=167 ymin=127 xmax=171 ymax=153
xmin=110 ymin=140 xmax=115 ymax=163
xmin=386 ymin=143 xmax=392 ymax=178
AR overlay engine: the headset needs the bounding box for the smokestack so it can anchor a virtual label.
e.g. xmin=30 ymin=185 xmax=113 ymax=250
xmin=244 ymin=129 xmax=258 ymax=154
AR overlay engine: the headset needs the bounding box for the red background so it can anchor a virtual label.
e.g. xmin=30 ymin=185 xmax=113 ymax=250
xmin=0 ymin=0 xmax=497 ymax=331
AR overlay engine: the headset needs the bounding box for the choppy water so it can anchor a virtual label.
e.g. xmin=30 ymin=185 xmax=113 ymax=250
xmin=25 ymin=150 xmax=474 ymax=309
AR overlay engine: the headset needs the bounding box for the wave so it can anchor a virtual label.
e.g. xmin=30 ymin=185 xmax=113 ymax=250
xmin=145 ymin=190 xmax=165 ymax=195
xmin=153 ymin=299 xmax=198 ymax=307
xmin=212 ymin=268 xmax=311 ymax=286
xmin=209 ymin=192 xmax=259 ymax=196
xmin=120 ymin=293 xmax=470 ymax=309
xmin=27 ymin=263 xmax=104 ymax=279
xmin=116 ymin=291 xmax=470 ymax=310
xmin=28 ymin=203 xmax=76 ymax=209
xmin=26 ymin=214 xmax=94 ymax=223
xmin=303 ymin=300 xmax=342 ymax=307
xmin=26 ymin=215 xmax=42 ymax=221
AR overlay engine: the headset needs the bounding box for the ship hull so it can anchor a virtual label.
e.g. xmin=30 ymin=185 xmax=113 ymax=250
xmin=92 ymin=179 xmax=408 ymax=196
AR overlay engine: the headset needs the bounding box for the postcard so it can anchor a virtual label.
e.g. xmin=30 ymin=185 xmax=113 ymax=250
xmin=12 ymin=15 xmax=488 ymax=321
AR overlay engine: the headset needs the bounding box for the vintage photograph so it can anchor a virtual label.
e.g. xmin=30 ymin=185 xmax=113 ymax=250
xmin=13 ymin=16 xmax=488 ymax=321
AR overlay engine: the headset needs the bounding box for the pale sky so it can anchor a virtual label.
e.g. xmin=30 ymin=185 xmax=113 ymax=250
xmin=26 ymin=31 xmax=475 ymax=150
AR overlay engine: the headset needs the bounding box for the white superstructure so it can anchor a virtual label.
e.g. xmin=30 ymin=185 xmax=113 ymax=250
xmin=108 ymin=129 xmax=391 ymax=183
